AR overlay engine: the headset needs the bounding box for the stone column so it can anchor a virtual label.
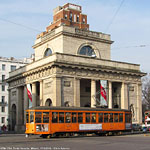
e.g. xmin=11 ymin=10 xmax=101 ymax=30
xmin=16 ymin=87 xmax=24 ymax=131
xmin=40 ymin=80 xmax=43 ymax=106
xmin=108 ymin=81 xmax=112 ymax=109
xmin=24 ymin=86 xmax=29 ymax=124
xmin=8 ymin=89 xmax=11 ymax=131
xmin=32 ymin=82 xmax=36 ymax=107
xmin=74 ymin=78 xmax=80 ymax=107
xmin=91 ymin=79 xmax=96 ymax=108
xmin=121 ymin=82 xmax=128 ymax=109
xmin=137 ymin=83 xmax=142 ymax=124
xmin=53 ymin=76 xmax=61 ymax=106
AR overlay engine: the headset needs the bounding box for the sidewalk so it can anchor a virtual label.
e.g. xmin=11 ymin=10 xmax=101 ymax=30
xmin=0 ymin=130 xmax=25 ymax=134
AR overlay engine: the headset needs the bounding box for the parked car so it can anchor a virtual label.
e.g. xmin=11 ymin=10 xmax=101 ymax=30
xmin=132 ymin=124 xmax=142 ymax=131
xmin=142 ymin=126 xmax=147 ymax=132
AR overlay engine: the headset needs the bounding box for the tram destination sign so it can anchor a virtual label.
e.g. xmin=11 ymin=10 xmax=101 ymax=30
xmin=79 ymin=124 xmax=102 ymax=130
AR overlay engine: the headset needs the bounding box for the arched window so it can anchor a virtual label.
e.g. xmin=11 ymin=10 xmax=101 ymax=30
xmin=44 ymin=48 xmax=52 ymax=57
xmin=64 ymin=101 xmax=70 ymax=107
xmin=79 ymin=46 xmax=96 ymax=57
xmin=45 ymin=98 xmax=52 ymax=106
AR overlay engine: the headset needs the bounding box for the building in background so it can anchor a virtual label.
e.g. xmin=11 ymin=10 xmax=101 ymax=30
xmin=0 ymin=57 xmax=31 ymax=129
xmin=7 ymin=3 xmax=146 ymax=132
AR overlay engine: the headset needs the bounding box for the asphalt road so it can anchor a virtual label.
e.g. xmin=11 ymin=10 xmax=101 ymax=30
xmin=0 ymin=133 xmax=150 ymax=150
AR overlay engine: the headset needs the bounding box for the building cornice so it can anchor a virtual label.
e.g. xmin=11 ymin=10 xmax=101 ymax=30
xmin=32 ymin=26 xmax=113 ymax=49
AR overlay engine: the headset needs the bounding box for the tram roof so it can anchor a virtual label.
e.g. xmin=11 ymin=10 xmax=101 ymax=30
xmin=27 ymin=106 xmax=131 ymax=112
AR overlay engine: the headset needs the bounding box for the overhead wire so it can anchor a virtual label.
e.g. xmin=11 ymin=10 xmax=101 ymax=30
xmin=112 ymin=44 xmax=150 ymax=50
xmin=0 ymin=17 xmax=42 ymax=33
xmin=105 ymin=0 xmax=125 ymax=33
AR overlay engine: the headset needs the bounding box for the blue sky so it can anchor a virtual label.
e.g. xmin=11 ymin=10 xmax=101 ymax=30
xmin=0 ymin=0 xmax=150 ymax=73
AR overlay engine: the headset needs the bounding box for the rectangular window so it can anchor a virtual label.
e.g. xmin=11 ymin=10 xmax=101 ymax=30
xmin=104 ymin=113 xmax=108 ymax=122
xmin=78 ymin=113 xmax=83 ymax=123
xmin=109 ymin=113 xmax=113 ymax=122
xmin=2 ymin=106 xmax=5 ymax=112
xmin=52 ymin=112 xmax=58 ymax=123
xmin=2 ymin=117 xmax=5 ymax=123
xmin=65 ymin=112 xmax=71 ymax=123
xmin=86 ymin=113 xmax=90 ymax=123
xmin=72 ymin=113 xmax=77 ymax=123
xmin=26 ymin=112 xmax=29 ymax=123
xmin=30 ymin=112 xmax=34 ymax=123
xmin=125 ymin=113 xmax=131 ymax=123
xmin=91 ymin=113 xmax=96 ymax=123
xmin=114 ymin=113 xmax=118 ymax=122
xmin=2 ymin=96 xmax=5 ymax=103
xmin=119 ymin=113 xmax=123 ymax=122
xmin=98 ymin=113 xmax=103 ymax=123
xmin=83 ymin=18 xmax=85 ymax=23
xmin=35 ymin=112 xmax=42 ymax=123
xmin=70 ymin=13 xmax=72 ymax=21
xmin=43 ymin=112 xmax=49 ymax=123
xmin=64 ymin=14 xmax=67 ymax=19
xmin=2 ymin=64 xmax=5 ymax=71
xmin=59 ymin=112 xmax=64 ymax=123
xmin=2 ymin=75 xmax=5 ymax=82
xmin=77 ymin=15 xmax=79 ymax=22
xmin=10 ymin=65 xmax=16 ymax=71
xmin=2 ymin=85 xmax=5 ymax=91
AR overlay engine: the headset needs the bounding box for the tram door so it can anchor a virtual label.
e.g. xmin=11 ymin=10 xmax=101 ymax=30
xmin=108 ymin=113 xmax=114 ymax=130
xmin=65 ymin=112 xmax=72 ymax=131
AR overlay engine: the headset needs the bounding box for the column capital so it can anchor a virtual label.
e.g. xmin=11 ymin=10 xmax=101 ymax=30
xmin=74 ymin=77 xmax=81 ymax=80
xmin=39 ymin=80 xmax=43 ymax=83
xmin=91 ymin=79 xmax=97 ymax=82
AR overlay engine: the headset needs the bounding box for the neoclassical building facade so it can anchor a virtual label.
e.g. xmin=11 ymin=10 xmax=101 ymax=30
xmin=7 ymin=3 xmax=145 ymax=131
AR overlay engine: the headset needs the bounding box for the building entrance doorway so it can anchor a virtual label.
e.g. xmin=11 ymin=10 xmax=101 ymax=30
xmin=80 ymin=79 xmax=91 ymax=107
xmin=12 ymin=104 xmax=16 ymax=131
xmin=112 ymin=82 xmax=121 ymax=108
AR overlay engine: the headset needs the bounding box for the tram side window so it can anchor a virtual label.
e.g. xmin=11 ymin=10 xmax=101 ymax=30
xmin=35 ymin=112 xmax=42 ymax=123
xmin=119 ymin=113 xmax=123 ymax=122
xmin=109 ymin=113 xmax=113 ymax=123
xmin=114 ymin=113 xmax=119 ymax=122
xmin=98 ymin=113 xmax=103 ymax=123
xmin=30 ymin=112 xmax=34 ymax=123
xmin=59 ymin=112 xmax=64 ymax=123
xmin=125 ymin=114 xmax=131 ymax=123
xmin=129 ymin=114 xmax=131 ymax=123
xmin=43 ymin=112 xmax=49 ymax=123
xmin=91 ymin=113 xmax=96 ymax=123
xmin=104 ymin=113 xmax=108 ymax=122
xmin=52 ymin=112 xmax=58 ymax=123
xmin=65 ymin=112 xmax=71 ymax=123
xmin=26 ymin=112 xmax=29 ymax=123
xmin=86 ymin=113 xmax=90 ymax=123
xmin=72 ymin=113 xmax=77 ymax=123
xmin=78 ymin=113 xmax=83 ymax=123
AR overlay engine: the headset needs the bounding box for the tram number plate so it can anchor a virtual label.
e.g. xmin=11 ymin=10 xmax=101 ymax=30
xmin=79 ymin=124 xmax=102 ymax=130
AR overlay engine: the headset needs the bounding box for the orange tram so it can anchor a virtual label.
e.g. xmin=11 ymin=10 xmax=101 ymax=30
xmin=25 ymin=106 xmax=132 ymax=138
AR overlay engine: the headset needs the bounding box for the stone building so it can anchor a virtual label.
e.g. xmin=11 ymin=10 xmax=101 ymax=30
xmin=7 ymin=3 xmax=145 ymax=131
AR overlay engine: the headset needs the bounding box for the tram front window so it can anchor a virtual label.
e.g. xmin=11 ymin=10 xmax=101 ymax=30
xmin=26 ymin=112 xmax=29 ymax=123
xmin=30 ymin=112 xmax=34 ymax=123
